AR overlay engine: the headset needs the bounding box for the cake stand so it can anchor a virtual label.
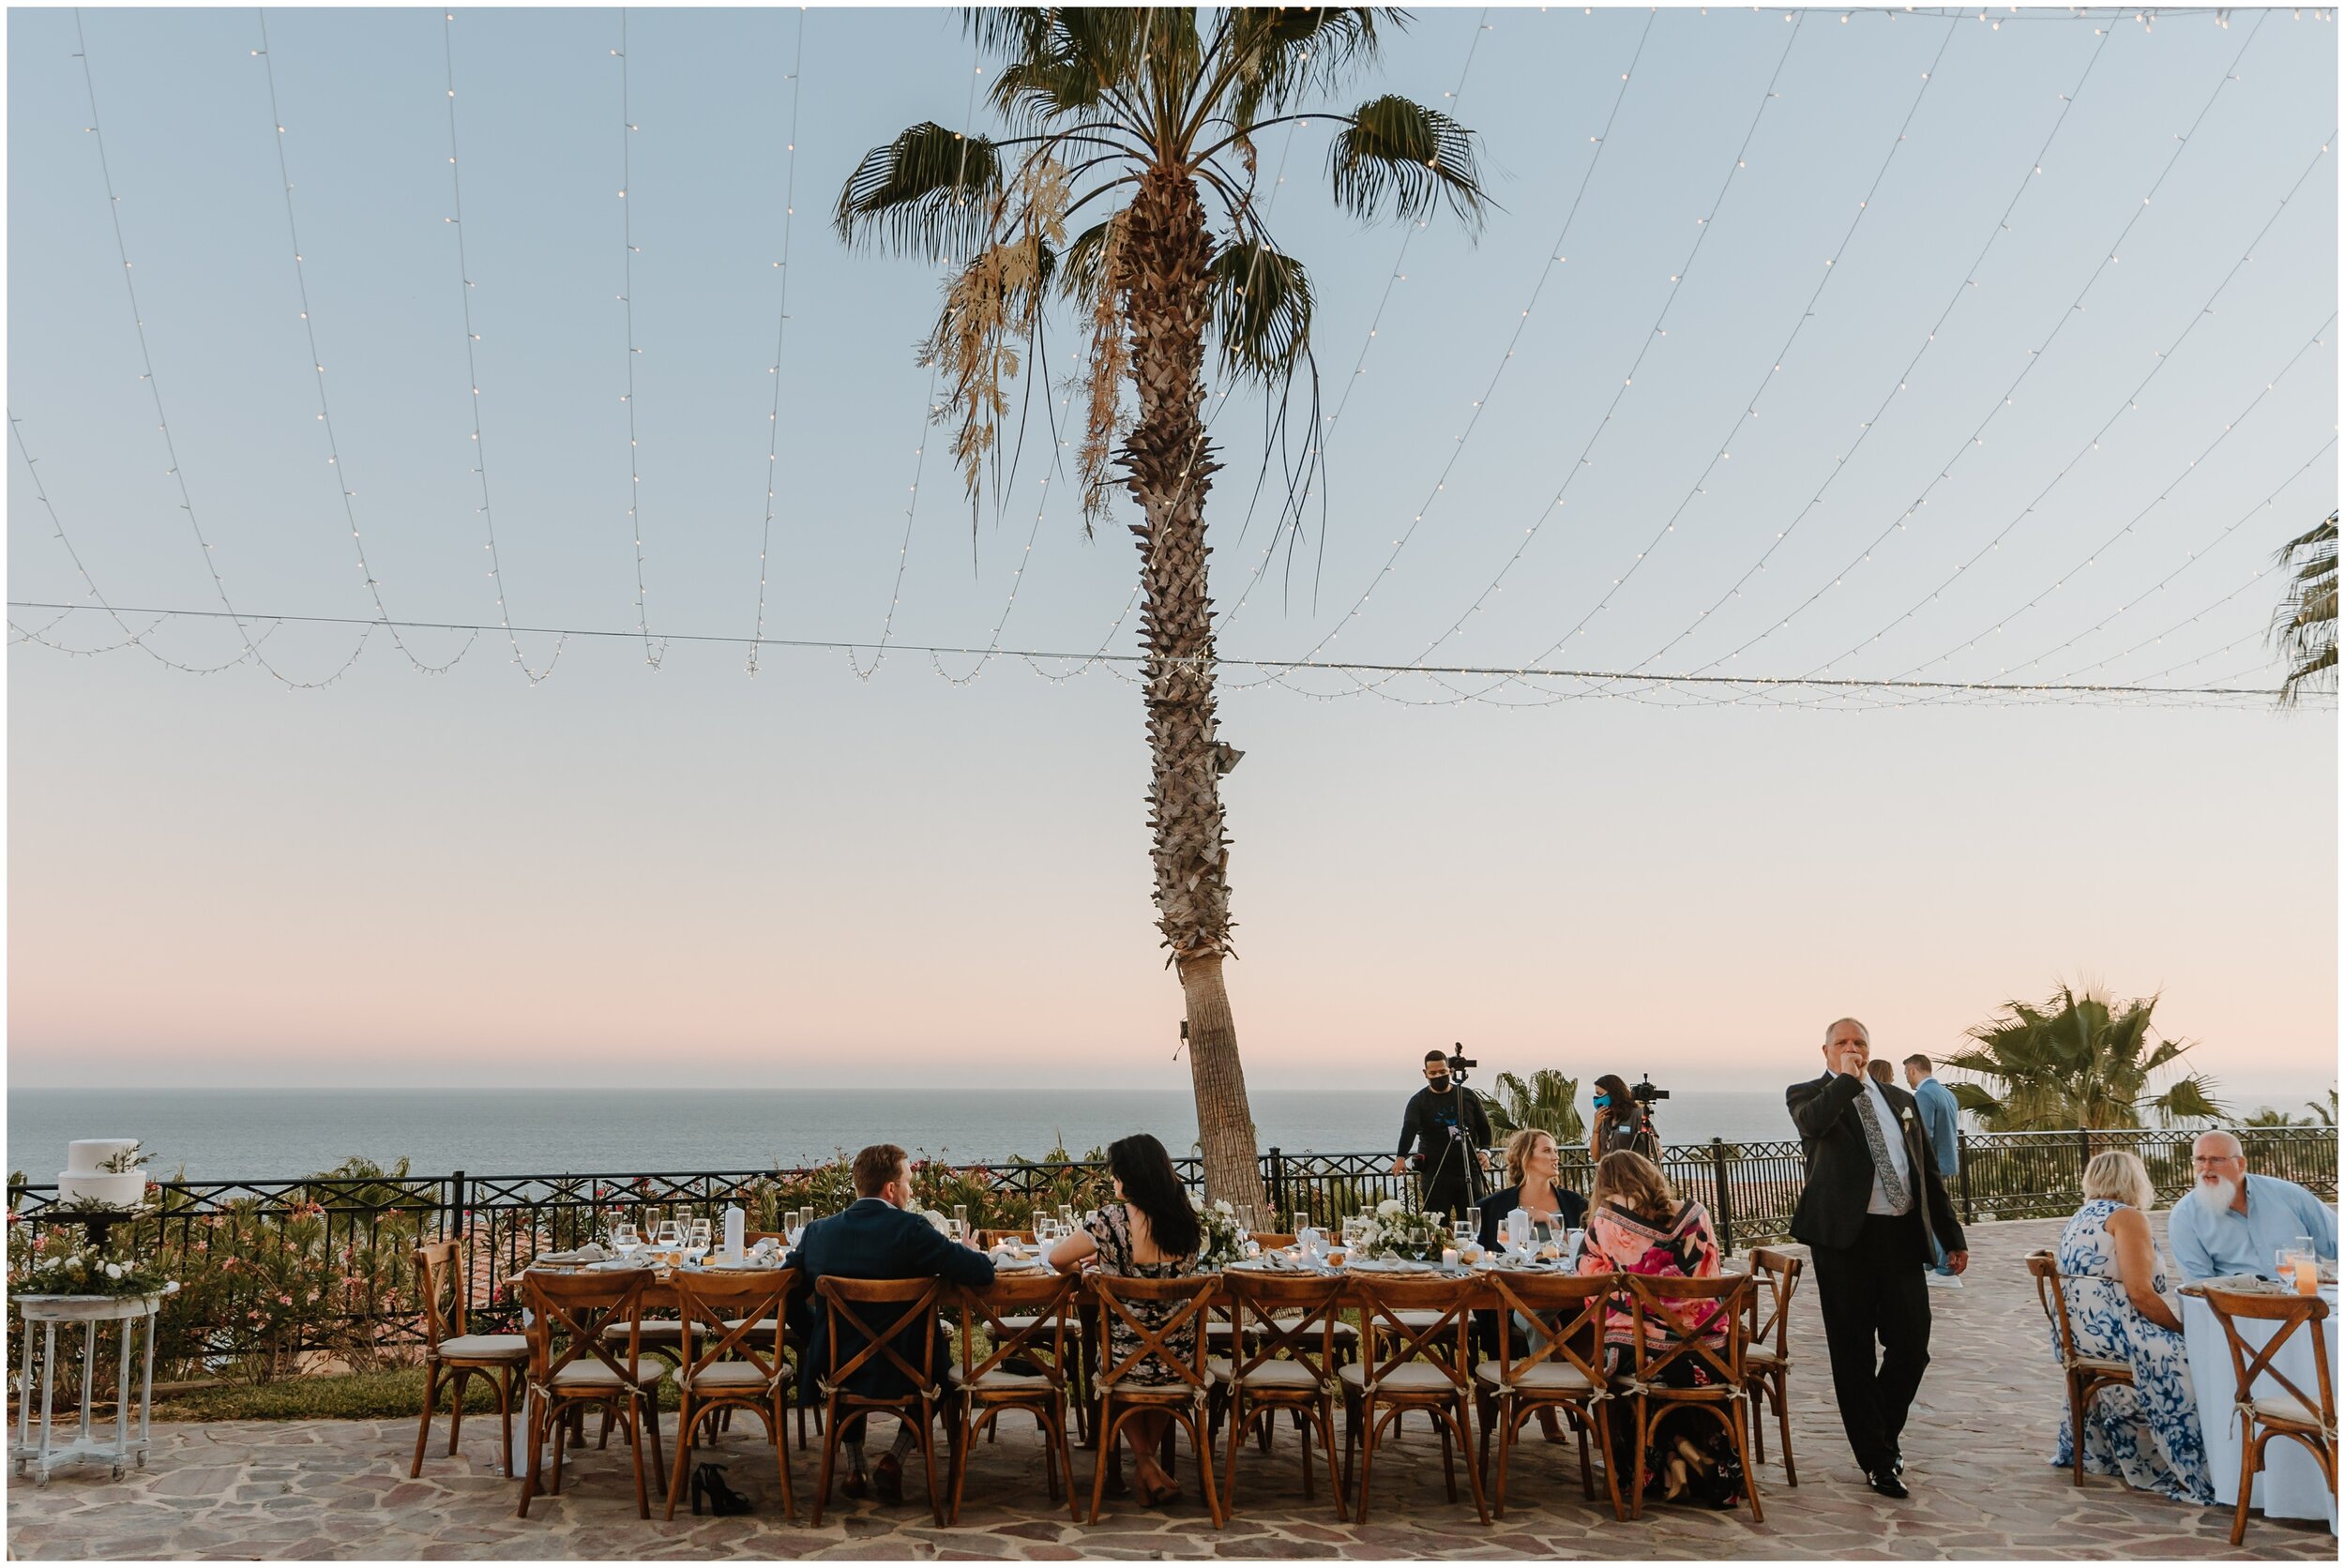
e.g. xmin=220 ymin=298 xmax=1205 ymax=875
xmin=12 ymin=1293 xmax=163 ymax=1485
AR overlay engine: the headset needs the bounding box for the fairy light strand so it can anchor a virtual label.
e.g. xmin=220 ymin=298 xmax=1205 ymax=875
xmin=615 ymin=10 xmax=663 ymax=668
xmin=746 ymin=8 xmax=807 ymax=676
xmin=442 ymin=9 xmax=567 ymax=684
xmin=255 ymin=10 xmax=475 ymax=677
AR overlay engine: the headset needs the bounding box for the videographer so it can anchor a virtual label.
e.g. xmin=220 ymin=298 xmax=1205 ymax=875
xmin=1588 ymin=1073 xmax=1664 ymax=1161
xmin=1390 ymin=1048 xmax=1492 ymax=1220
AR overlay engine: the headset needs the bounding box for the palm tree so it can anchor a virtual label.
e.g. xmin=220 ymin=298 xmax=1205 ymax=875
xmin=2273 ymin=511 xmax=2337 ymax=706
xmin=1478 ymin=1070 xmax=1585 ymax=1147
xmin=2309 ymin=1087 xmax=2338 ymax=1127
xmin=1943 ymin=983 xmax=2223 ymax=1131
xmin=836 ymin=9 xmax=1485 ymax=1205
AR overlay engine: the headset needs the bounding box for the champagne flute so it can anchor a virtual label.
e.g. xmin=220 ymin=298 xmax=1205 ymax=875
xmin=953 ymin=1205 xmax=970 ymax=1244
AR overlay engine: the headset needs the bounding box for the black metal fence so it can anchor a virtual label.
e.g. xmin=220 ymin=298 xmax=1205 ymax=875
xmin=10 ymin=1125 xmax=2334 ymax=1365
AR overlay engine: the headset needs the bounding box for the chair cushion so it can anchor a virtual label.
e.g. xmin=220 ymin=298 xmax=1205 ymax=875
xmin=949 ymin=1365 xmax=1056 ymax=1394
xmin=603 ymin=1319 xmax=685 ymax=1341
xmin=1339 ymin=1362 xmax=1460 ymax=1395
xmin=678 ymin=1363 xmax=780 ymax=1393
xmin=550 ymin=1360 xmax=665 ymax=1390
xmin=719 ymin=1319 xmax=783 ymax=1334
xmin=1207 ymin=1356 xmax=1324 ymax=1391
xmin=1387 ymin=1309 xmax=1455 ymax=1333
xmin=437 ymin=1334 xmax=527 ymax=1362
xmin=1475 ymin=1361 xmax=1595 ymax=1395
xmin=1744 ymin=1347 xmax=1786 ymax=1371
xmin=2250 ymin=1395 xmax=2325 ymax=1430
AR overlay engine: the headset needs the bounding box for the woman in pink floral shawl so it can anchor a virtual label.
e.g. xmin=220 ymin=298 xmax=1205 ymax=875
xmin=1575 ymin=1151 xmax=1744 ymax=1507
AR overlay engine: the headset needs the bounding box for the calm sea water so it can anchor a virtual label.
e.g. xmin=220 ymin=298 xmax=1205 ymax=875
xmin=6 ymin=1086 xmax=1816 ymax=1183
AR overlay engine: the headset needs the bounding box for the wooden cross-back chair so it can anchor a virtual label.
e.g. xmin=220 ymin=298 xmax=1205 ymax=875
xmin=2201 ymin=1287 xmax=2337 ymax=1546
xmin=1618 ymin=1272 xmax=1762 ymax=1522
xmin=1340 ymin=1274 xmax=1489 ymax=1527
xmin=1477 ymin=1270 xmax=1622 ymax=1520
xmin=2025 ymin=1250 xmax=2136 ymax=1488
xmin=516 ymin=1268 xmax=666 ymax=1519
xmin=1212 ymin=1272 xmax=1348 ymax=1519
xmin=661 ymin=1268 xmax=796 ymax=1522
xmin=949 ymin=1271 xmax=1082 ymax=1523
xmin=1741 ymin=1247 xmax=1805 ymax=1485
xmin=1086 ymin=1273 xmax=1226 ymax=1528
xmin=809 ymin=1276 xmax=950 ymax=1527
xmin=409 ymin=1237 xmax=528 ymax=1479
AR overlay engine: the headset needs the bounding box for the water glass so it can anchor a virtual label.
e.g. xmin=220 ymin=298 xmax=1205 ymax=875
xmin=611 ymin=1222 xmax=641 ymax=1261
xmin=687 ymin=1219 xmax=711 ymax=1264
xmin=654 ymin=1218 xmax=684 ymax=1256
xmin=953 ymin=1205 xmax=970 ymax=1242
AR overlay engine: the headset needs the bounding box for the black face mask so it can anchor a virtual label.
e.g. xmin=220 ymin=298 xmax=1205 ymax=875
xmin=1427 ymin=1075 xmax=1452 ymax=1093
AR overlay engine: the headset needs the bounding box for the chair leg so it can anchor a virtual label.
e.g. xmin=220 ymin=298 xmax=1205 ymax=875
xmin=1312 ymin=1404 xmax=1348 ymax=1522
xmin=1735 ymin=1402 xmax=1764 ymax=1525
xmin=1575 ymin=1403 xmax=1596 ymax=1501
xmin=497 ymin=1368 xmax=517 ymax=1478
xmin=664 ymin=1396 xmax=695 ymax=1521
xmin=948 ymin=1403 xmax=974 ymax=1526
xmin=1629 ymin=1396 xmax=1649 ymax=1520
xmin=1440 ymin=1406 xmax=1459 ymax=1501
xmin=1222 ymin=1391 xmax=1245 ymax=1519
xmin=411 ymin=1364 xmax=441 ymax=1479
xmin=773 ymin=1394 xmax=798 ymax=1523
xmin=515 ymin=1394 xmax=545 ymax=1518
xmin=1445 ymin=1402 xmax=1489 ymax=1525
xmin=1057 ymin=1397 xmax=1082 ymax=1523
xmin=1089 ymin=1403 xmax=1129 ymax=1524
xmin=2231 ymin=1425 xmax=2261 ymax=1545
xmin=918 ymin=1398 xmax=946 ymax=1528
xmin=810 ymin=1395 xmax=842 ymax=1529
xmin=1775 ymin=1375 xmax=1797 ymax=1487
xmin=1747 ymin=1383 xmax=1765 ymax=1463
xmin=550 ymin=1400 xmax=569 ymax=1496
xmin=2070 ymin=1380 xmax=2088 ymax=1487
xmin=627 ymin=1395 xmax=651 ymax=1520
xmin=448 ymin=1368 xmax=469 ymax=1455
xmin=1492 ymin=1399 xmax=1514 ymax=1519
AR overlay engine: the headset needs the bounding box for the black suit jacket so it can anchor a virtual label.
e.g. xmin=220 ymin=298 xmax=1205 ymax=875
xmin=1475 ymin=1184 xmax=1590 ymax=1251
xmin=785 ymin=1198 xmax=994 ymax=1403
xmin=1786 ymin=1072 xmax=1966 ymax=1259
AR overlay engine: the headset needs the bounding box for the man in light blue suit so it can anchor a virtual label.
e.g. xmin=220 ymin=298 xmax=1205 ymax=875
xmin=1904 ymin=1054 xmax=1964 ymax=1286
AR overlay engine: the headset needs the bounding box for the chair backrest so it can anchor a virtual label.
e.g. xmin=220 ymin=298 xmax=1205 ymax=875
xmin=976 ymin=1229 xmax=1036 ymax=1249
xmin=1223 ymin=1272 xmax=1347 ymax=1389
xmin=671 ymin=1268 xmax=794 ymax=1388
xmin=1350 ymin=1274 xmax=1475 ymax=1395
xmin=521 ymin=1268 xmax=655 ymax=1390
xmin=2026 ymin=1250 xmax=2089 ymax=1369
xmin=955 ymin=1271 xmax=1079 ymax=1389
xmin=815 ymin=1275 xmax=946 ymax=1399
xmin=1089 ymin=1273 xmax=1220 ymax=1395
xmin=2201 ymin=1288 xmax=2337 ymax=1432
xmin=1747 ymin=1246 xmax=1803 ymax=1361
xmin=1622 ymin=1272 xmax=1751 ymax=1389
xmin=414 ymin=1238 xmax=464 ymax=1343
xmin=1486 ymin=1270 xmax=1615 ymax=1395
xmin=1248 ymin=1232 xmax=1298 ymax=1249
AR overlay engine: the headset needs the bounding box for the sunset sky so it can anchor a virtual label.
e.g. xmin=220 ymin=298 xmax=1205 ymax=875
xmin=8 ymin=7 xmax=2337 ymax=1100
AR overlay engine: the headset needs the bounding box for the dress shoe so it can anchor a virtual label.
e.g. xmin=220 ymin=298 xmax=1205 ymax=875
xmin=873 ymin=1453 xmax=904 ymax=1507
xmin=1866 ymin=1466 xmax=1910 ymax=1500
xmin=840 ymin=1469 xmax=869 ymax=1500
xmin=1886 ymin=1447 xmax=1904 ymax=1476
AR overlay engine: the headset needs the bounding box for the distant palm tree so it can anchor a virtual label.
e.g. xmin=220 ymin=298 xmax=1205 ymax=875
xmin=1943 ymin=983 xmax=2223 ymax=1131
xmin=2243 ymin=1107 xmax=2314 ymax=1128
xmin=2272 ymin=511 xmax=2337 ymax=706
xmin=835 ymin=9 xmax=1485 ymax=1206
xmin=2309 ymin=1087 xmax=2338 ymax=1127
xmin=1478 ymin=1071 xmax=1585 ymax=1148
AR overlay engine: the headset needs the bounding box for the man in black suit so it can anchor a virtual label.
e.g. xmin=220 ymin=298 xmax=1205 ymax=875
xmin=785 ymin=1143 xmax=993 ymax=1504
xmin=1788 ymin=1017 xmax=1968 ymax=1500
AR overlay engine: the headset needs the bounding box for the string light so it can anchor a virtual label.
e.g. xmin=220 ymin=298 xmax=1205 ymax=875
xmin=255 ymin=10 xmax=475 ymax=677
xmin=68 ymin=8 xmax=370 ymax=688
xmin=746 ymin=8 xmax=807 ymax=676
xmin=1613 ymin=11 xmax=2124 ymax=680
xmin=615 ymin=9 xmax=663 ymax=668
xmin=442 ymin=8 xmax=566 ymax=684
xmin=1793 ymin=132 xmax=2335 ymax=680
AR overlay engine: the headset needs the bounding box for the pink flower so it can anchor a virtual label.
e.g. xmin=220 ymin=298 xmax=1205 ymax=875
xmin=278 ymin=1293 xmax=294 ymax=1306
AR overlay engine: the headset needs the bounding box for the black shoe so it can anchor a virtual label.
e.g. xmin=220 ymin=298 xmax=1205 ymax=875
xmin=873 ymin=1453 xmax=904 ymax=1507
xmin=1888 ymin=1450 xmax=1905 ymax=1476
xmin=1866 ymin=1466 xmax=1910 ymax=1500
xmin=696 ymin=1462 xmax=753 ymax=1516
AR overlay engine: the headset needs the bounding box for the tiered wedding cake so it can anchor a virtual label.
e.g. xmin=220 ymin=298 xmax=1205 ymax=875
xmin=57 ymin=1139 xmax=145 ymax=1209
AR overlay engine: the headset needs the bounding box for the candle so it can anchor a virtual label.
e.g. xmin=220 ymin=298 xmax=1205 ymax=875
xmin=1443 ymin=1247 xmax=1461 ymax=1270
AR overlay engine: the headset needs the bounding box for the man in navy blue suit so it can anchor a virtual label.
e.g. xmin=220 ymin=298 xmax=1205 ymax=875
xmin=786 ymin=1143 xmax=994 ymax=1504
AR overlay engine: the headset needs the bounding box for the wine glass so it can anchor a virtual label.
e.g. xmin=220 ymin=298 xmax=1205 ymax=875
xmin=1452 ymin=1216 xmax=1475 ymax=1251
xmin=611 ymin=1221 xmax=641 ymax=1262
xmin=953 ymin=1205 xmax=970 ymax=1244
xmin=654 ymin=1218 xmax=684 ymax=1259
xmin=688 ymin=1219 xmax=712 ymax=1264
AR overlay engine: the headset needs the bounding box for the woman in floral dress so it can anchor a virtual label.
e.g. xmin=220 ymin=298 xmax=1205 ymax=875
xmin=1575 ymin=1150 xmax=1743 ymax=1507
xmin=1047 ymin=1133 xmax=1202 ymax=1507
xmin=2047 ymin=1150 xmax=2213 ymax=1503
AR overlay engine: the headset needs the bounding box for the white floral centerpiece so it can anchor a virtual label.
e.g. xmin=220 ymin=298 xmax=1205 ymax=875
xmin=1193 ymin=1197 xmax=1248 ymax=1269
xmin=1348 ymin=1198 xmax=1442 ymax=1261
xmin=18 ymin=1243 xmax=176 ymax=1301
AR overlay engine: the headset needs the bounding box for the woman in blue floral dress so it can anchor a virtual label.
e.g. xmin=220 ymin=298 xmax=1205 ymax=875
xmin=2047 ymin=1150 xmax=2214 ymax=1503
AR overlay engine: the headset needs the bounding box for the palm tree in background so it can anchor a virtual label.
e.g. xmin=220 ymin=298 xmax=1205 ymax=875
xmin=835 ymin=9 xmax=1485 ymax=1205
xmin=1478 ymin=1070 xmax=1586 ymax=1147
xmin=1943 ymin=983 xmax=2223 ymax=1131
xmin=2272 ymin=511 xmax=2337 ymax=706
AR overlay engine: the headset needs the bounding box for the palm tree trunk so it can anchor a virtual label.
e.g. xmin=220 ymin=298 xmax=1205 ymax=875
xmin=1121 ymin=164 xmax=1265 ymax=1213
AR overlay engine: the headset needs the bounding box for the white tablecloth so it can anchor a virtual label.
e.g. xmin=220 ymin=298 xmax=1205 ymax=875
xmin=2181 ymin=1286 xmax=2338 ymax=1530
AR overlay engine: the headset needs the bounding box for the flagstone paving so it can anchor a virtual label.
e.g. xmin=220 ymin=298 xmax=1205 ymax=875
xmin=8 ymin=1216 xmax=2333 ymax=1559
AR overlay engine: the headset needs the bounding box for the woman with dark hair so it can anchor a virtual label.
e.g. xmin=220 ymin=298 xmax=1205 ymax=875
xmin=1589 ymin=1074 xmax=1658 ymax=1161
xmin=1047 ymin=1133 xmax=1203 ymax=1506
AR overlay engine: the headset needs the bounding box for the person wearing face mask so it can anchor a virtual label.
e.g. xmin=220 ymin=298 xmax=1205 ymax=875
xmin=1588 ymin=1074 xmax=1661 ymax=1162
xmin=1390 ymin=1049 xmax=1492 ymax=1220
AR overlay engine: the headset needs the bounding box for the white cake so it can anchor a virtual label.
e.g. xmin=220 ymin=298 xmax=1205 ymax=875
xmin=57 ymin=1138 xmax=145 ymax=1208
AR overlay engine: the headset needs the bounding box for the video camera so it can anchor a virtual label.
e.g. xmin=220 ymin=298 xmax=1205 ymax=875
xmin=1444 ymin=1044 xmax=1477 ymax=1086
xmin=1628 ymin=1075 xmax=1669 ymax=1107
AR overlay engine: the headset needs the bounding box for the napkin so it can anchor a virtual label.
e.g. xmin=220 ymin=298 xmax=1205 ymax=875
xmin=537 ymin=1243 xmax=615 ymax=1265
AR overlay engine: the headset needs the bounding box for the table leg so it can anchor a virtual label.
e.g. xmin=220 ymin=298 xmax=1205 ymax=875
xmin=140 ymin=1304 xmax=157 ymax=1464
xmin=38 ymin=1323 xmax=57 ymax=1482
xmin=18 ymin=1324 xmax=33 ymax=1460
xmin=78 ymin=1321 xmax=96 ymax=1449
xmin=117 ymin=1319 xmax=134 ymax=1470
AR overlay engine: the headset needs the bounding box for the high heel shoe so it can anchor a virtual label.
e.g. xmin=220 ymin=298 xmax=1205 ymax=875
xmin=692 ymin=1462 xmax=753 ymax=1516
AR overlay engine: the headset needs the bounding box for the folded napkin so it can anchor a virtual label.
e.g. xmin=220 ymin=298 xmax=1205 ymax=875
xmin=537 ymin=1243 xmax=615 ymax=1266
xmin=2194 ymin=1273 xmax=2283 ymax=1294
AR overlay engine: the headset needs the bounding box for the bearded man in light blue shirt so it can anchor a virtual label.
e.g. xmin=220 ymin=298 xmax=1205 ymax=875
xmin=2167 ymin=1128 xmax=2337 ymax=1283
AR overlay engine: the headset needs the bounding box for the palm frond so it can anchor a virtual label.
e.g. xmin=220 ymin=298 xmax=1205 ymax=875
xmin=2273 ymin=511 xmax=2337 ymax=706
xmin=1222 ymin=8 xmax=1394 ymax=126
xmin=835 ymin=123 xmax=1004 ymax=262
xmin=1327 ymin=94 xmax=1484 ymax=233
xmin=1207 ymin=236 xmax=1312 ymax=386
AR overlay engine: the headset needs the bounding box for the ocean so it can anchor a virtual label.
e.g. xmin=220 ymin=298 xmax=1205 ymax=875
xmin=6 ymin=1085 xmax=1818 ymax=1184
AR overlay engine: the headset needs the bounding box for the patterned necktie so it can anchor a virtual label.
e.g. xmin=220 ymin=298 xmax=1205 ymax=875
xmin=1854 ymin=1092 xmax=1913 ymax=1214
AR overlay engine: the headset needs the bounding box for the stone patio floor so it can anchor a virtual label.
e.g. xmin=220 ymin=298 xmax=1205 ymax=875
xmin=8 ymin=1216 xmax=2335 ymax=1560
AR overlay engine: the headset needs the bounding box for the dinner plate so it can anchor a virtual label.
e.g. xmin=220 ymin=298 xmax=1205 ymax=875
xmin=1346 ymin=1259 xmax=1438 ymax=1274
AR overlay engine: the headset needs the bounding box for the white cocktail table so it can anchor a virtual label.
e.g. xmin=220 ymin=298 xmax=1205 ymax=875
xmin=11 ymin=1292 xmax=165 ymax=1485
xmin=2181 ymin=1284 xmax=2339 ymax=1532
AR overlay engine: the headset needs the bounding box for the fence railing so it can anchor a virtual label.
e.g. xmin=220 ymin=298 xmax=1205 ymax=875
xmin=9 ymin=1125 xmax=2334 ymax=1368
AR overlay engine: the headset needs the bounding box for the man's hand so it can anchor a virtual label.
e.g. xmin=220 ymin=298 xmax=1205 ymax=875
xmin=1389 ymin=1156 xmax=1409 ymax=1177
xmin=1945 ymin=1250 xmax=1970 ymax=1276
xmin=1827 ymin=1041 xmax=1868 ymax=1078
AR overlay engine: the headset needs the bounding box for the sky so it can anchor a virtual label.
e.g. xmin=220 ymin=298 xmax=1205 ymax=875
xmin=7 ymin=5 xmax=2337 ymax=1100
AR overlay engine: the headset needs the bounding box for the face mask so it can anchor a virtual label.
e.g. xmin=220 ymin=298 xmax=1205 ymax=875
xmin=1592 ymin=1094 xmax=1611 ymax=1110
xmin=1428 ymin=1076 xmax=1451 ymax=1093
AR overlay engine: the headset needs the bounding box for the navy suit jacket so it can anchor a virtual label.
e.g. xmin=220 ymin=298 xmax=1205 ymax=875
xmin=785 ymin=1198 xmax=994 ymax=1404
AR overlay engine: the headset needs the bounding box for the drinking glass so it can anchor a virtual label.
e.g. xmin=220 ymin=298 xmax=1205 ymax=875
xmin=1060 ymin=1205 xmax=1078 ymax=1233
xmin=611 ymin=1222 xmax=641 ymax=1261
xmin=953 ymin=1205 xmax=970 ymax=1243
xmin=1294 ymin=1210 xmax=1312 ymax=1241
xmin=1452 ymin=1217 xmax=1475 ymax=1251
xmin=1464 ymin=1207 xmax=1482 ymax=1246
xmin=688 ymin=1219 xmax=712 ymax=1259
xmin=654 ymin=1218 xmax=684 ymax=1256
